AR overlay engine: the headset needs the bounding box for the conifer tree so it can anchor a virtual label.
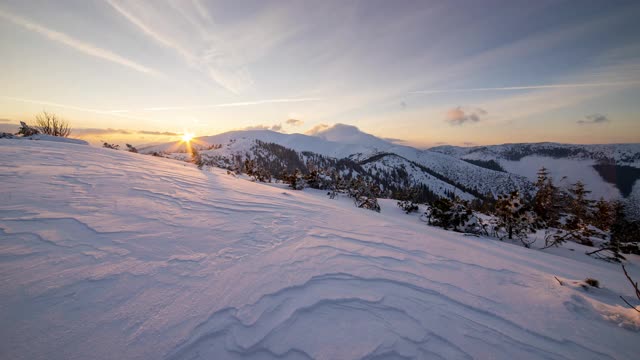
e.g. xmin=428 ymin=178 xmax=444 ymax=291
xmin=532 ymin=167 xmax=561 ymax=228
xmin=494 ymin=191 xmax=536 ymax=246
xmin=428 ymin=197 xmax=472 ymax=232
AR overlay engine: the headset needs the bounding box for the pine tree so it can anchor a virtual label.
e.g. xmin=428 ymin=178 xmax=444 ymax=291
xmin=563 ymin=181 xmax=594 ymax=245
xmin=191 ymin=148 xmax=203 ymax=169
xmin=591 ymin=197 xmax=614 ymax=232
xmin=532 ymin=167 xmax=561 ymax=228
xmin=494 ymin=191 xmax=536 ymax=246
xmin=17 ymin=121 xmax=40 ymax=136
xmin=428 ymin=197 xmax=472 ymax=232
xmin=284 ymin=169 xmax=306 ymax=190
xmin=396 ymin=187 xmax=420 ymax=214
xmin=348 ymin=176 xmax=381 ymax=212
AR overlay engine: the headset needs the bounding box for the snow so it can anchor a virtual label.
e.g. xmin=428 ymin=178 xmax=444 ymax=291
xmin=1 ymin=138 xmax=640 ymax=359
xmin=142 ymin=128 xmax=533 ymax=198
xmin=499 ymin=156 xmax=621 ymax=199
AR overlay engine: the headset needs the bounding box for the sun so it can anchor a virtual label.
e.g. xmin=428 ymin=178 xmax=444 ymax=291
xmin=181 ymin=132 xmax=194 ymax=143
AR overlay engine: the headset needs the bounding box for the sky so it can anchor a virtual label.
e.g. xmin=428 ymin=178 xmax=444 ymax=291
xmin=0 ymin=0 xmax=639 ymax=147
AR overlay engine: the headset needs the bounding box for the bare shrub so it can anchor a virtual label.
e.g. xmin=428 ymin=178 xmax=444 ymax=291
xmin=35 ymin=112 xmax=71 ymax=137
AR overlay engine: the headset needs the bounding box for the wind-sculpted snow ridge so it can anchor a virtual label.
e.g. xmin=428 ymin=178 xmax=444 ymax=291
xmin=1 ymin=138 xmax=639 ymax=360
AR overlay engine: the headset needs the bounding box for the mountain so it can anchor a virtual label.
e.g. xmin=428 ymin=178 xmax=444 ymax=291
xmin=431 ymin=142 xmax=640 ymax=216
xmin=2 ymin=138 xmax=639 ymax=359
xmin=140 ymin=125 xmax=533 ymax=200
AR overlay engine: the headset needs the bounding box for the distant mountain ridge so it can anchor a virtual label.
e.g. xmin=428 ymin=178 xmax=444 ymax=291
xmin=140 ymin=126 xmax=533 ymax=200
xmin=140 ymin=125 xmax=640 ymax=215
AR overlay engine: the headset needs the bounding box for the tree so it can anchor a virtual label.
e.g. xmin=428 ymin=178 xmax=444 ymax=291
xmin=348 ymin=176 xmax=381 ymax=212
xmin=586 ymin=201 xmax=639 ymax=261
xmin=126 ymin=144 xmax=138 ymax=153
xmin=103 ymin=142 xmax=119 ymax=150
xmin=396 ymin=187 xmax=420 ymax=214
xmin=591 ymin=198 xmax=614 ymax=232
xmin=532 ymin=167 xmax=561 ymax=228
xmin=191 ymin=148 xmax=203 ymax=169
xmin=427 ymin=197 xmax=472 ymax=232
xmin=620 ymin=264 xmax=640 ymax=313
xmin=283 ymin=169 xmax=306 ymax=190
xmin=494 ymin=191 xmax=536 ymax=246
xmin=34 ymin=111 xmax=71 ymax=137
xmin=563 ymin=181 xmax=595 ymax=245
xmin=16 ymin=121 xmax=40 ymax=137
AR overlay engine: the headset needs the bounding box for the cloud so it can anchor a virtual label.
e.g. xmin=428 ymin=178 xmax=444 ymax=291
xmin=73 ymin=128 xmax=132 ymax=136
xmin=305 ymin=124 xmax=330 ymax=135
xmin=106 ymin=0 xmax=252 ymax=93
xmin=286 ymin=118 xmax=304 ymax=126
xmin=73 ymin=128 xmax=180 ymax=137
xmin=0 ymin=124 xmax=19 ymax=133
xmin=382 ymin=137 xmax=408 ymax=145
xmin=0 ymin=95 xmax=150 ymax=122
xmin=0 ymin=118 xmax=13 ymax=123
xmin=578 ymin=113 xmax=610 ymax=124
xmin=131 ymin=98 xmax=320 ymax=112
xmin=0 ymin=8 xmax=160 ymax=77
xmin=463 ymin=142 xmax=477 ymax=146
xmin=445 ymin=107 xmax=487 ymax=126
xmin=138 ymin=130 xmax=180 ymax=136
xmin=411 ymin=80 xmax=640 ymax=95
xmin=243 ymin=124 xmax=283 ymax=132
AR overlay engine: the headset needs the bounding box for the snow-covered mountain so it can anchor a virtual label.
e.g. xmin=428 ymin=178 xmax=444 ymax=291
xmin=2 ymin=138 xmax=639 ymax=359
xmin=140 ymin=125 xmax=533 ymax=200
xmin=431 ymin=142 xmax=640 ymax=216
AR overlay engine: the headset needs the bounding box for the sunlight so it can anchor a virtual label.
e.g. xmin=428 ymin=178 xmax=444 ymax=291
xmin=181 ymin=132 xmax=195 ymax=143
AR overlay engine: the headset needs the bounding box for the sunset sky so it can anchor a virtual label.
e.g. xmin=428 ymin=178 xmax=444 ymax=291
xmin=1 ymin=0 xmax=639 ymax=147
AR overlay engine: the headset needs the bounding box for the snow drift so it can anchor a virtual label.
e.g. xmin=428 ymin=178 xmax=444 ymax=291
xmin=1 ymin=139 xmax=639 ymax=359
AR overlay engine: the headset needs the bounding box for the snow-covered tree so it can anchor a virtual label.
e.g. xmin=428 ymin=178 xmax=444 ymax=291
xmin=531 ymin=167 xmax=561 ymax=228
xmin=563 ymin=181 xmax=595 ymax=245
xmin=17 ymin=121 xmax=40 ymax=137
xmin=591 ymin=197 xmax=614 ymax=232
xmin=396 ymin=187 xmax=420 ymax=214
xmin=427 ymin=197 xmax=472 ymax=232
xmin=348 ymin=176 xmax=381 ymax=212
xmin=283 ymin=169 xmax=306 ymax=190
xmin=493 ymin=191 xmax=536 ymax=246
xmin=103 ymin=142 xmax=119 ymax=150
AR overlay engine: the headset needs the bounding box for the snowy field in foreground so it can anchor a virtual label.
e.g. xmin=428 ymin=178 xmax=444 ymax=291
xmin=1 ymin=139 xmax=639 ymax=360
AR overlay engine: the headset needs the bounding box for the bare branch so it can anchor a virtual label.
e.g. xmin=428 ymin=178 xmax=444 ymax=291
xmin=620 ymin=264 xmax=640 ymax=312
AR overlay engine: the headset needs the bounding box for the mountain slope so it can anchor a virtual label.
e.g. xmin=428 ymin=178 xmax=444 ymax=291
xmin=142 ymin=127 xmax=533 ymax=199
xmin=1 ymin=139 xmax=639 ymax=359
xmin=431 ymin=142 xmax=640 ymax=216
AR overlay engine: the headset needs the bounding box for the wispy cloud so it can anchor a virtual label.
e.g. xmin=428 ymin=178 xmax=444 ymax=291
xmin=578 ymin=113 xmax=610 ymax=125
xmin=105 ymin=0 xmax=256 ymax=93
xmin=411 ymin=80 xmax=640 ymax=95
xmin=0 ymin=8 xmax=160 ymax=77
xmin=0 ymin=95 xmax=149 ymax=122
xmin=126 ymin=98 xmax=321 ymax=112
xmin=138 ymin=130 xmax=180 ymax=136
xmin=73 ymin=128 xmax=180 ymax=137
xmin=0 ymin=118 xmax=13 ymax=123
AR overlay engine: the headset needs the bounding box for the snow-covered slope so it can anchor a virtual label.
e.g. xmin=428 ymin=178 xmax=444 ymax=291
xmin=430 ymin=142 xmax=640 ymax=216
xmin=431 ymin=142 xmax=640 ymax=166
xmin=1 ymin=139 xmax=639 ymax=359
